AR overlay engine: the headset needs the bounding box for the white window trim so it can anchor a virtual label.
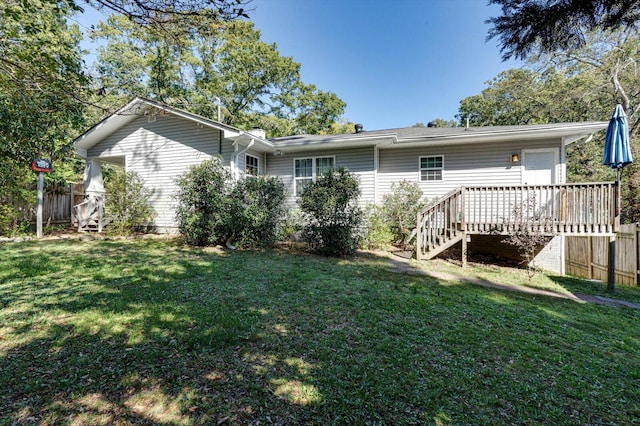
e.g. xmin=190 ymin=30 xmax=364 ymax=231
xmin=293 ymin=155 xmax=336 ymax=196
xmin=245 ymin=153 xmax=259 ymax=176
xmin=419 ymin=155 xmax=444 ymax=182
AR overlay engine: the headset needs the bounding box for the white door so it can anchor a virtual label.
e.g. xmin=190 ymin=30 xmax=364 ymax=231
xmin=522 ymin=149 xmax=557 ymax=185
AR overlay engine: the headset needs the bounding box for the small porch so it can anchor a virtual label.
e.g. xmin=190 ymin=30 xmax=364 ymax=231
xmin=416 ymin=182 xmax=618 ymax=263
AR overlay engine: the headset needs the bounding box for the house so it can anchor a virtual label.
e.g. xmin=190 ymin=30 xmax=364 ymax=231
xmin=74 ymin=96 xmax=614 ymax=273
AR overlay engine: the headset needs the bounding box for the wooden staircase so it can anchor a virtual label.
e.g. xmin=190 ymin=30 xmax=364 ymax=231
xmin=416 ymin=188 xmax=465 ymax=260
xmin=416 ymin=182 xmax=618 ymax=261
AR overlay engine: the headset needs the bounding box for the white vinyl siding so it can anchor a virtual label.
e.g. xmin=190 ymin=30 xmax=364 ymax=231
xmin=268 ymin=147 xmax=375 ymax=208
xmin=377 ymin=139 xmax=562 ymax=204
xmin=86 ymin=114 xmax=224 ymax=232
xmin=420 ymin=155 xmax=443 ymax=181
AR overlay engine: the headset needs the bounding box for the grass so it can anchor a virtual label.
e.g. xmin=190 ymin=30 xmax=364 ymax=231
xmin=1 ymin=238 xmax=639 ymax=425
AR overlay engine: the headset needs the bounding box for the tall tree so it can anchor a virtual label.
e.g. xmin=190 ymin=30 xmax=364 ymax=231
xmin=92 ymin=19 xmax=346 ymax=136
xmin=487 ymin=0 xmax=640 ymax=60
xmin=0 ymin=0 xmax=89 ymax=232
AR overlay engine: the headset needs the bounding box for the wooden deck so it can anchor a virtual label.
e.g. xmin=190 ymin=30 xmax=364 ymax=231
xmin=416 ymin=182 xmax=618 ymax=260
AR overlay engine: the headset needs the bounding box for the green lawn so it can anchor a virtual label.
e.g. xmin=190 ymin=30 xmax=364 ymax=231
xmin=1 ymin=238 xmax=639 ymax=425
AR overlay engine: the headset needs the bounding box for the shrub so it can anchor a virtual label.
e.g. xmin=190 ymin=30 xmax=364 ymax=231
xmin=381 ymin=180 xmax=425 ymax=244
xmin=299 ymin=167 xmax=363 ymax=256
xmin=174 ymin=157 xmax=231 ymax=246
xmin=175 ymin=157 xmax=287 ymax=248
xmin=228 ymin=176 xmax=287 ymax=247
xmin=104 ymin=169 xmax=156 ymax=235
xmin=276 ymin=207 xmax=303 ymax=246
xmin=361 ymin=204 xmax=394 ymax=249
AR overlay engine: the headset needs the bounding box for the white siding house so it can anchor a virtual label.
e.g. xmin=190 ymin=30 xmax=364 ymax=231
xmin=74 ymin=97 xmax=610 ymax=273
xmin=74 ymin=97 xmax=273 ymax=232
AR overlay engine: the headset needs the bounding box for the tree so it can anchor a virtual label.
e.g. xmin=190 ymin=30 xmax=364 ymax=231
xmin=91 ymin=19 xmax=346 ymax=137
xmin=0 ymin=0 xmax=89 ymax=234
xmin=487 ymin=0 xmax=640 ymax=60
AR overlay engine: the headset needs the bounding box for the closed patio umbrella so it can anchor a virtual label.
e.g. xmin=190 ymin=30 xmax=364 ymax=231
xmin=603 ymin=103 xmax=633 ymax=290
xmin=603 ymin=103 xmax=633 ymax=175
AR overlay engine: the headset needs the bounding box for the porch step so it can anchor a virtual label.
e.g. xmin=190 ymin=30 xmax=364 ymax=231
xmin=422 ymin=233 xmax=464 ymax=260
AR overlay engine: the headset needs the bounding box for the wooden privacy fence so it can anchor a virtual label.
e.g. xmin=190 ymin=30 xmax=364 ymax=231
xmin=26 ymin=184 xmax=83 ymax=225
xmin=566 ymin=223 xmax=639 ymax=286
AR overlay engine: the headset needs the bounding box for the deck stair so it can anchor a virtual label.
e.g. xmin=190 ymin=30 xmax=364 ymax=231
xmin=416 ymin=182 xmax=618 ymax=261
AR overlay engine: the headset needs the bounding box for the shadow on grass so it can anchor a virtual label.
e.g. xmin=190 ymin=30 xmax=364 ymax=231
xmin=1 ymin=239 xmax=640 ymax=424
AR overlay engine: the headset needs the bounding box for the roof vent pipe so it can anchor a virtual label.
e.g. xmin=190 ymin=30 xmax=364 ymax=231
xmin=355 ymin=123 xmax=364 ymax=133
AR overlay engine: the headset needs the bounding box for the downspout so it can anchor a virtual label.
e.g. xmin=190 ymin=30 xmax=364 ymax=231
xmin=231 ymin=138 xmax=255 ymax=181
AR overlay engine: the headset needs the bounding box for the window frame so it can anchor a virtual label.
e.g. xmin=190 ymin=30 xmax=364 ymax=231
xmin=245 ymin=153 xmax=259 ymax=177
xmin=293 ymin=155 xmax=336 ymax=196
xmin=419 ymin=155 xmax=444 ymax=182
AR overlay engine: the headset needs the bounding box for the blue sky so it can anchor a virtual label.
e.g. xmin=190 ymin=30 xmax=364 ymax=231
xmin=76 ymin=0 xmax=521 ymax=130
xmin=248 ymin=0 xmax=521 ymax=129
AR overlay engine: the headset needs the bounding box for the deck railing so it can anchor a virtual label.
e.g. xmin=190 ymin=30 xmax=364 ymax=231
xmin=417 ymin=182 xmax=617 ymax=260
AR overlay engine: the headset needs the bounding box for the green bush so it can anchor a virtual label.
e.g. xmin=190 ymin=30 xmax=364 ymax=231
xmin=228 ymin=176 xmax=287 ymax=247
xmin=104 ymin=169 xmax=156 ymax=235
xmin=277 ymin=207 xmax=304 ymax=244
xmin=299 ymin=167 xmax=363 ymax=256
xmin=174 ymin=157 xmax=231 ymax=246
xmin=381 ymin=180 xmax=425 ymax=244
xmin=361 ymin=204 xmax=394 ymax=249
xmin=175 ymin=157 xmax=287 ymax=248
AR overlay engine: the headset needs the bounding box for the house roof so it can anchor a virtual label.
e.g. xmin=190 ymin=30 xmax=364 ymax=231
xmin=73 ymin=96 xmax=273 ymax=156
xmin=270 ymin=121 xmax=609 ymax=152
xmin=74 ymin=97 xmax=609 ymax=157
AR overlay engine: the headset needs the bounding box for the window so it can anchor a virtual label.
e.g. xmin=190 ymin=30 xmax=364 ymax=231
xmin=420 ymin=156 xmax=443 ymax=181
xmin=245 ymin=154 xmax=259 ymax=176
xmin=294 ymin=156 xmax=334 ymax=195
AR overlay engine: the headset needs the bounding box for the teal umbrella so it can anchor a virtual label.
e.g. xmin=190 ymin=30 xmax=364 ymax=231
xmin=603 ymin=104 xmax=633 ymax=175
xmin=603 ymin=104 xmax=632 ymax=291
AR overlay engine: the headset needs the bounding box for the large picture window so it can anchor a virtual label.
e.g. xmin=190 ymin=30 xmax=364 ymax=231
xmin=245 ymin=154 xmax=259 ymax=176
xmin=420 ymin=156 xmax=443 ymax=181
xmin=294 ymin=156 xmax=335 ymax=195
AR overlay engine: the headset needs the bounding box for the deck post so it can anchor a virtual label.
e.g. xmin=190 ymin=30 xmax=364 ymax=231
xmin=461 ymin=233 xmax=467 ymax=267
xmin=416 ymin=210 xmax=422 ymax=261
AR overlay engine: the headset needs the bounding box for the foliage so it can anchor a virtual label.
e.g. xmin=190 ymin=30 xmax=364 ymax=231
xmin=83 ymin=0 xmax=250 ymax=30
xmin=381 ymin=180 xmax=425 ymax=244
xmin=361 ymin=204 xmax=394 ymax=249
xmin=2 ymin=239 xmax=640 ymax=424
xmin=277 ymin=207 xmax=304 ymax=244
xmin=90 ymin=18 xmax=346 ymax=137
xmin=104 ymin=169 xmax=156 ymax=235
xmin=0 ymin=161 xmax=36 ymax=236
xmin=174 ymin=157 xmax=232 ymax=246
xmin=502 ymin=194 xmax=554 ymax=279
xmin=412 ymin=118 xmax=458 ymax=128
xmin=228 ymin=176 xmax=287 ymax=247
xmin=175 ymin=157 xmax=286 ymax=247
xmin=487 ymin=0 xmax=640 ymax=60
xmin=299 ymin=167 xmax=363 ymax=256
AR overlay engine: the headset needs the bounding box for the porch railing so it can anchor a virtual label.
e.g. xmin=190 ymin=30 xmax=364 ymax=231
xmin=417 ymin=182 xmax=617 ymax=260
